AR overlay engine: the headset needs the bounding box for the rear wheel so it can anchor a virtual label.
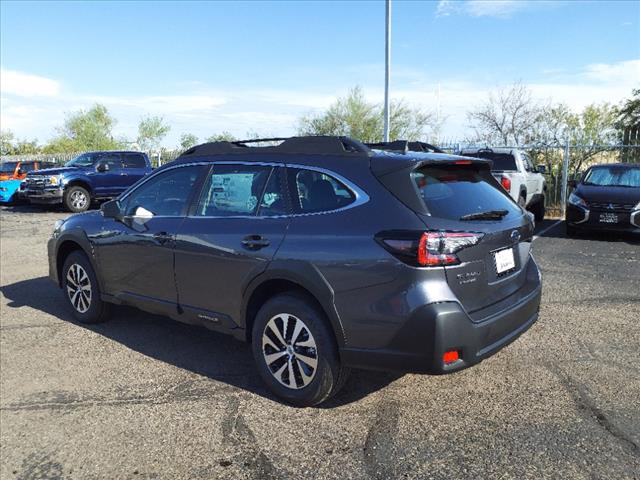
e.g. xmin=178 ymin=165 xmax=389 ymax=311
xmin=533 ymin=196 xmax=546 ymax=222
xmin=64 ymin=185 xmax=91 ymax=213
xmin=251 ymin=293 xmax=349 ymax=407
xmin=62 ymin=251 xmax=110 ymax=323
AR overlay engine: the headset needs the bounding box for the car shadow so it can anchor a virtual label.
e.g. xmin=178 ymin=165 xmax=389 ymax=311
xmin=0 ymin=276 xmax=402 ymax=408
xmin=535 ymin=219 xmax=640 ymax=244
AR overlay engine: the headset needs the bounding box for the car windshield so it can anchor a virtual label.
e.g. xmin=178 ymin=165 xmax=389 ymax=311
xmin=462 ymin=152 xmax=517 ymax=171
xmin=65 ymin=153 xmax=99 ymax=167
xmin=0 ymin=162 xmax=18 ymax=174
xmin=583 ymin=166 xmax=640 ymax=188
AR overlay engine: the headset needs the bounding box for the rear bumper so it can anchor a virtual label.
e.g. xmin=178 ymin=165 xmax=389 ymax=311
xmin=340 ymin=258 xmax=542 ymax=374
xmin=26 ymin=187 xmax=64 ymax=204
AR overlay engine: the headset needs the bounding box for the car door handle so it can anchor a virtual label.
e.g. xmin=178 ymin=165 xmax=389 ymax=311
xmin=241 ymin=235 xmax=270 ymax=249
xmin=153 ymin=232 xmax=173 ymax=244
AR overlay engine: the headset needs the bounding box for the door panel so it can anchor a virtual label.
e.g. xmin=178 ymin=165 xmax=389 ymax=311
xmin=174 ymin=164 xmax=289 ymax=326
xmin=93 ymin=165 xmax=207 ymax=314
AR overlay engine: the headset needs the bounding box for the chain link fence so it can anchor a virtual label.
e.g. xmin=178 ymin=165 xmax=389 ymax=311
xmin=2 ymin=144 xmax=638 ymax=219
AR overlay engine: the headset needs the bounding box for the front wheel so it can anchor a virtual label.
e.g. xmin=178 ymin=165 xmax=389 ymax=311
xmin=62 ymin=251 xmax=111 ymax=323
xmin=251 ymin=293 xmax=349 ymax=407
xmin=64 ymin=185 xmax=91 ymax=213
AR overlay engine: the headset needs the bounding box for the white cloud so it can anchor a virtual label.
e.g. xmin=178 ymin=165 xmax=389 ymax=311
xmin=0 ymin=68 xmax=60 ymax=97
xmin=1 ymin=59 xmax=637 ymax=147
xmin=436 ymin=0 xmax=543 ymax=19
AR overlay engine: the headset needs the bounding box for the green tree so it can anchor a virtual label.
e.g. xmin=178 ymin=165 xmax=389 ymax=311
xmin=206 ymin=131 xmax=237 ymax=142
xmin=1 ymin=130 xmax=16 ymax=156
xmin=179 ymin=133 xmax=199 ymax=150
xmin=43 ymin=104 xmax=121 ymax=153
xmin=615 ymin=89 xmax=640 ymax=162
xmin=137 ymin=115 xmax=170 ymax=151
xmin=297 ymin=86 xmax=434 ymax=142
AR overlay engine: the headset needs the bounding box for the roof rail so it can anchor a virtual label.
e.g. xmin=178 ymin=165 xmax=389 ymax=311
xmin=366 ymin=140 xmax=444 ymax=154
xmin=182 ymin=136 xmax=371 ymax=157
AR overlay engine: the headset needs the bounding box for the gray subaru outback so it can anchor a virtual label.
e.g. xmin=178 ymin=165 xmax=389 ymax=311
xmin=48 ymin=136 xmax=541 ymax=406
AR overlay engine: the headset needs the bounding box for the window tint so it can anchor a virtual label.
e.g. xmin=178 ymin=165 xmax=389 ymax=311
xmin=123 ymin=166 xmax=204 ymax=217
xmin=123 ymin=153 xmax=146 ymax=168
xmin=99 ymin=153 xmax=122 ymax=170
xmin=412 ymin=165 xmax=521 ymax=220
xmin=463 ymin=152 xmax=517 ymax=171
xmin=195 ymin=165 xmax=273 ymax=217
xmin=288 ymin=168 xmax=355 ymax=213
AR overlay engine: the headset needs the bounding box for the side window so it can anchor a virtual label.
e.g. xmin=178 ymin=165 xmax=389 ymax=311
xmin=123 ymin=153 xmax=146 ymax=169
xmin=99 ymin=153 xmax=122 ymax=170
xmin=195 ymin=164 xmax=273 ymax=217
xmin=122 ymin=165 xmax=204 ymax=217
xmin=257 ymin=167 xmax=287 ymax=216
xmin=287 ymin=168 xmax=355 ymax=214
xmin=20 ymin=163 xmax=36 ymax=172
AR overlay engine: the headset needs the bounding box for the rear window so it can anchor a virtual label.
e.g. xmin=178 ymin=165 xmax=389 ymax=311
xmin=463 ymin=152 xmax=517 ymax=171
xmin=412 ymin=165 xmax=521 ymax=220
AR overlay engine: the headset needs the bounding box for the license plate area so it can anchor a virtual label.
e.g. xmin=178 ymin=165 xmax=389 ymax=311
xmin=598 ymin=212 xmax=619 ymax=224
xmin=493 ymin=247 xmax=516 ymax=276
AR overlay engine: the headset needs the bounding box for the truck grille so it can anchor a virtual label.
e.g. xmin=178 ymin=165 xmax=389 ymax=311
xmin=25 ymin=177 xmax=46 ymax=188
xmin=587 ymin=201 xmax=635 ymax=212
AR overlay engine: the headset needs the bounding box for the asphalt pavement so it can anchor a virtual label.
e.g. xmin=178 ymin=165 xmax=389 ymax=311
xmin=1 ymin=205 xmax=639 ymax=479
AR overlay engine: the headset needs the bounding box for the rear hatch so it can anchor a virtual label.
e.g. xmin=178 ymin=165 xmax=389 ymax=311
xmin=373 ymin=153 xmax=534 ymax=314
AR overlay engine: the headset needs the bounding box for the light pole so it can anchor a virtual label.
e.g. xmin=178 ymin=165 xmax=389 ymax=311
xmin=383 ymin=0 xmax=391 ymax=142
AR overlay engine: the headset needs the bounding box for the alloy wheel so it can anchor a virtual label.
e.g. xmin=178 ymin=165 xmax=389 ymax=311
xmin=70 ymin=190 xmax=88 ymax=210
xmin=66 ymin=263 xmax=92 ymax=313
xmin=261 ymin=313 xmax=318 ymax=390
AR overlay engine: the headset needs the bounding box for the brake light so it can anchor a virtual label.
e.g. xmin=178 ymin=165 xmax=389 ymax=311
xmin=500 ymin=176 xmax=511 ymax=192
xmin=443 ymin=350 xmax=460 ymax=364
xmin=377 ymin=231 xmax=484 ymax=267
xmin=454 ymin=160 xmax=473 ymax=165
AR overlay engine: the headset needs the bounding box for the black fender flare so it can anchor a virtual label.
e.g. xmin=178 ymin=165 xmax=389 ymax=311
xmin=54 ymin=229 xmax=103 ymax=292
xmin=241 ymin=260 xmax=347 ymax=347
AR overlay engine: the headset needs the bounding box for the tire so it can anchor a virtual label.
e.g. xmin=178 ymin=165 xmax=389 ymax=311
xmin=251 ymin=293 xmax=350 ymax=407
xmin=533 ymin=197 xmax=546 ymax=222
xmin=62 ymin=251 xmax=111 ymax=324
xmin=64 ymin=185 xmax=91 ymax=213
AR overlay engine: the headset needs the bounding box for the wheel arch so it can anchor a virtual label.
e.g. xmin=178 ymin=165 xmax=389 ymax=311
xmin=55 ymin=235 xmax=102 ymax=291
xmin=64 ymin=178 xmax=93 ymax=196
xmin=242 ymin=268 xmax=346 ymax=348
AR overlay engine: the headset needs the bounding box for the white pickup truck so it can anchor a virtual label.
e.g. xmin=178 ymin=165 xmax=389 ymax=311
xmin=459 ymin=147 xmax=547 ymax=222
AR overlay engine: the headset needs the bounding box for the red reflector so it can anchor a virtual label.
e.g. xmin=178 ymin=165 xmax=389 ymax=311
xmin=443 ymin=350 xmax=459 ymax=364
xmin=500 ymin=176 xmax=511 ymax=192
xmin=454 ymin=160 xmax=472 ymax=165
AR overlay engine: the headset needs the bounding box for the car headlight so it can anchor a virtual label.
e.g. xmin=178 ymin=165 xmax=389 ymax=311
xmin=53 ymin=219 xmax=66 ymax=234
xmin=568 ymin=192 xmax=587 ymax=208
xmin=48 ymin=175 xmax=61 ymax=185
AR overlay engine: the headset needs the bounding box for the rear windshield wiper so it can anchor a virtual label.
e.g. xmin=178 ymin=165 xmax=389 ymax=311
xmin=460 ymin=209 xmax=509 ymax=221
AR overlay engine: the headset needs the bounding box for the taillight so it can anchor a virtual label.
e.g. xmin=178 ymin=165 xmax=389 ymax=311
xmin=377 ymin=231 xmax=483 ymax=267
xmin=500 ymin=176 xmax=511 ymax=192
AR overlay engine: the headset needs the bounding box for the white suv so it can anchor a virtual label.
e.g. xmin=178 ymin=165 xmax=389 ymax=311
xmin=459 ymin=148 xmax=546 ymax=222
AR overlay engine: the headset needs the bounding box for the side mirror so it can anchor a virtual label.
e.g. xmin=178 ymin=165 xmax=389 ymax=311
xmin=96 ymin=162 xmax=109 ymax=173
xmin=568 ymin=179 xmax=577 ymax=189
xmin=100 ymin=199 xmax=122 ymax=219
xmin=536 ymin=165 xmax=546 ymax=174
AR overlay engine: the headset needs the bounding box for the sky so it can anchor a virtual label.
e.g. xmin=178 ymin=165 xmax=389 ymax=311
xmin=1 ymin=0 xmax=639 ymax=148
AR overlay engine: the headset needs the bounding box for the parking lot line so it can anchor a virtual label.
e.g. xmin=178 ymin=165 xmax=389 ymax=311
xmin=533 ymin=219 xmax=563 ymax=240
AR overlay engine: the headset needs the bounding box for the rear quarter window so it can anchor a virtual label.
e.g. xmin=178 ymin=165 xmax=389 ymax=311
xmin=412 ymin=165 xmax=521 ymax=220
